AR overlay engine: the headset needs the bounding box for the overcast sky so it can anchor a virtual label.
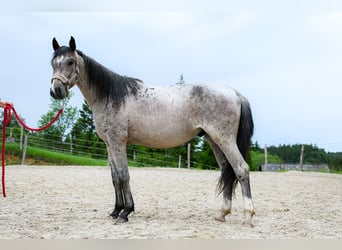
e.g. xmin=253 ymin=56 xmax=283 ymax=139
xmin=1 ymin=1 xmax=342 ymax=152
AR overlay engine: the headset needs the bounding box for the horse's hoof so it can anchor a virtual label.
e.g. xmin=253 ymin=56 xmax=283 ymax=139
xmin=242 ymin=210 xmax=255 ymax=227
xmin=214 ymin=215 xmax=226 ymax=222
xmin=110 ymin=213 xmax=119 ymax=219
xmin=115 ymin=216 xmax=129 ymax=224
xmin=110 ymin=209 xmax=122 ymax=219
xmin=242 ymin=220 xmax=254 ymax=228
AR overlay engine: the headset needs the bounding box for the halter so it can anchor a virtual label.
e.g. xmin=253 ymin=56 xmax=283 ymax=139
xmin=51 ymin=69 xmax=78 ymax=88
xmin=51 ymin=57 xmax=80 ymax=88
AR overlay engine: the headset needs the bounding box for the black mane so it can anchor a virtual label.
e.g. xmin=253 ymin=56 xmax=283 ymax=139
xmin=52 ymin=47 xmax=142 ymax=106
xmin=77 ymin=50 xmax=142 ymax=106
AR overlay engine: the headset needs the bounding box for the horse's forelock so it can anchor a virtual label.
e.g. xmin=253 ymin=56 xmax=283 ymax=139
xmin=51 ymin=46 xmax=74 ymax=61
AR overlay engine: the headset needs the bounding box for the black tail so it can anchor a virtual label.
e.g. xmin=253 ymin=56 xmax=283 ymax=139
xmin=218 ymin=93 xmax=254 ymax=199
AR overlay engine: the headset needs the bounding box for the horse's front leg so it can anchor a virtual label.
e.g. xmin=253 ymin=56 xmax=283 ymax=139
xmin=110 ymin=172 xmax=124 ymax=219
xmin=110 ymin=171 xmax=134 ymax=223
xmin=108 ymin=142 xmax=134 ymax=223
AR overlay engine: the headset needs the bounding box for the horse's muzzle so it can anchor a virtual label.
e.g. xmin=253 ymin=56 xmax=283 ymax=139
xmin=50 ymin=80 xmax=68 ymax=99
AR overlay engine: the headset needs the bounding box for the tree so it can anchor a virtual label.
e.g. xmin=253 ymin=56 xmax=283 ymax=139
xmin=38 ymin=93 xmax=78 ymax=150
xmin=251 ymin=141 xmax=263 ymax=152
xmin=176 ymin=74 xmax=185 ymax=85
xmin=192 ymin=138 xmax=219 ymax=169
xmin=71 ymin=100 xmax=95 ymax=137
xmin=267 ymin=144 xmax=327 ymax=164
xmin=70 ymin=100 xmax=106 ymax=158
xmin=327 ymin=152 xmax=342 ymax=171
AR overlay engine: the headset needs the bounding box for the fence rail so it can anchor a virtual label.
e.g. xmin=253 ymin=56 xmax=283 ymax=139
xmin=1 ymin=126 xmax=217 ymax=170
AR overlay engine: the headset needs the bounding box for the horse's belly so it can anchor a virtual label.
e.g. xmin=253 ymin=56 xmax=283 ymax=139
xmin=128 ymin=121 xmax=200 ymax=148
xmin=127 ymin=86 xmax=202 ymax=148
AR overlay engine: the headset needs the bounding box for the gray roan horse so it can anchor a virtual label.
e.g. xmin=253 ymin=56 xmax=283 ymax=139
xmin=50 ymin=37 xmax=255 ymax=226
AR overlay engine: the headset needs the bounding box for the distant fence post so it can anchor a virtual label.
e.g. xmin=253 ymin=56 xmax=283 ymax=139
xmin=178 ymin=155 xmax=182 ymax=169
xmin=264 ymin=144 xmax=268 ymax=170
xmin=19 ymin=125 xmax=24 ymax=149
xmin=69 ymin=134 xmax=73 ymax=154
xmin=21 ymin=134 xmax=28 ymax=165
xmin=133 ymin=149 xmax=136 ymax=161
xmin=187 ymin=143 xmax=191 ymax=169
xmin=299 ymin=145 xmax=304 ymax=171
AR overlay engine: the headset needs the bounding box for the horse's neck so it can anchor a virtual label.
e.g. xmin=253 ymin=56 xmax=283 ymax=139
xmin=76 ymin=55 xmax=96 ymax=107
xmin=75 ymin=53 xmax=144 ymax=110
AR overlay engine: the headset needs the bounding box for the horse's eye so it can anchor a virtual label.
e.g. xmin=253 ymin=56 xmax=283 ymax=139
xmin=68 ymin=61 xmax=74 ymax=66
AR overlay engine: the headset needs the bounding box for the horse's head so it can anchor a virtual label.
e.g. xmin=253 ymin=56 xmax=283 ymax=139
xmin=50 ymin=36 xmax=79 ymax=99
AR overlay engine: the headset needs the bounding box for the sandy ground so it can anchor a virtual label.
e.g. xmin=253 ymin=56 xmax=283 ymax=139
xmin=0 ymin=165 xmax=341 ymax=239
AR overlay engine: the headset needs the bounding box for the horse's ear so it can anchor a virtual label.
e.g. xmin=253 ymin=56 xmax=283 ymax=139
xmin=52 ymin=37 xmax=60 ymax=51
xmin=69 ymin=36 xmax=76 ymax=51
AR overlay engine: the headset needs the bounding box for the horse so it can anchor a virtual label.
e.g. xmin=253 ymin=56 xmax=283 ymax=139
xmin=50 ymin=36 xmax=255 ymax=226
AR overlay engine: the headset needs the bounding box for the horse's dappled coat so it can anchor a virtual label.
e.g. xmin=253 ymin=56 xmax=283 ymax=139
xmin=50 ymin=37 xmax=255 ymax=226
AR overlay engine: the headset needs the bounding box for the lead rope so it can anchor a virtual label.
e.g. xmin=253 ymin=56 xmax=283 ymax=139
xmin=1 ymin=103 xmax=63 ymax=198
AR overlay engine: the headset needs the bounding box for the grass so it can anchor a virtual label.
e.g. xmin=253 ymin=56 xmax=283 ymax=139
xmin=248 ymin=150 xmax=282 ymax=171
xmin=329 ymin=169 xmax=342 ymax=174
xmin=4 ymin=143 xmax=107 ymax=166
xmin=4 ymin=143 xmax=341 ymax=174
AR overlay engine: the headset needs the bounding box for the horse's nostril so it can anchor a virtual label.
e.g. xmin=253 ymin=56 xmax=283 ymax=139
xmin=50 ymin=86 xmax=64 ymax=99
xmin=55 ymin=87 xmax=61 ymax=98
xmin=50 ymin=88 xmax=56 ymax=99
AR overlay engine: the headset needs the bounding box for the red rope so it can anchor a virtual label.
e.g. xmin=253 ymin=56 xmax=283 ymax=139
xmin=11 ymin=107 xmax=63 ymax=132
xmin=2 ymin=104 xmax=12 ymax=198
xmin=1 ymin=103 xmax=63 ymax=197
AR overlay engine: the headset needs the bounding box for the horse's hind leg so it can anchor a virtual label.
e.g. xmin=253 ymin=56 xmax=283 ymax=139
xmin=206 ymin=136 xmax=233 ymax=222
xmin=209 ymin=135 xmax=255 ymax=226
xmin=223 ymin=140 xmax=255 ymax=226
